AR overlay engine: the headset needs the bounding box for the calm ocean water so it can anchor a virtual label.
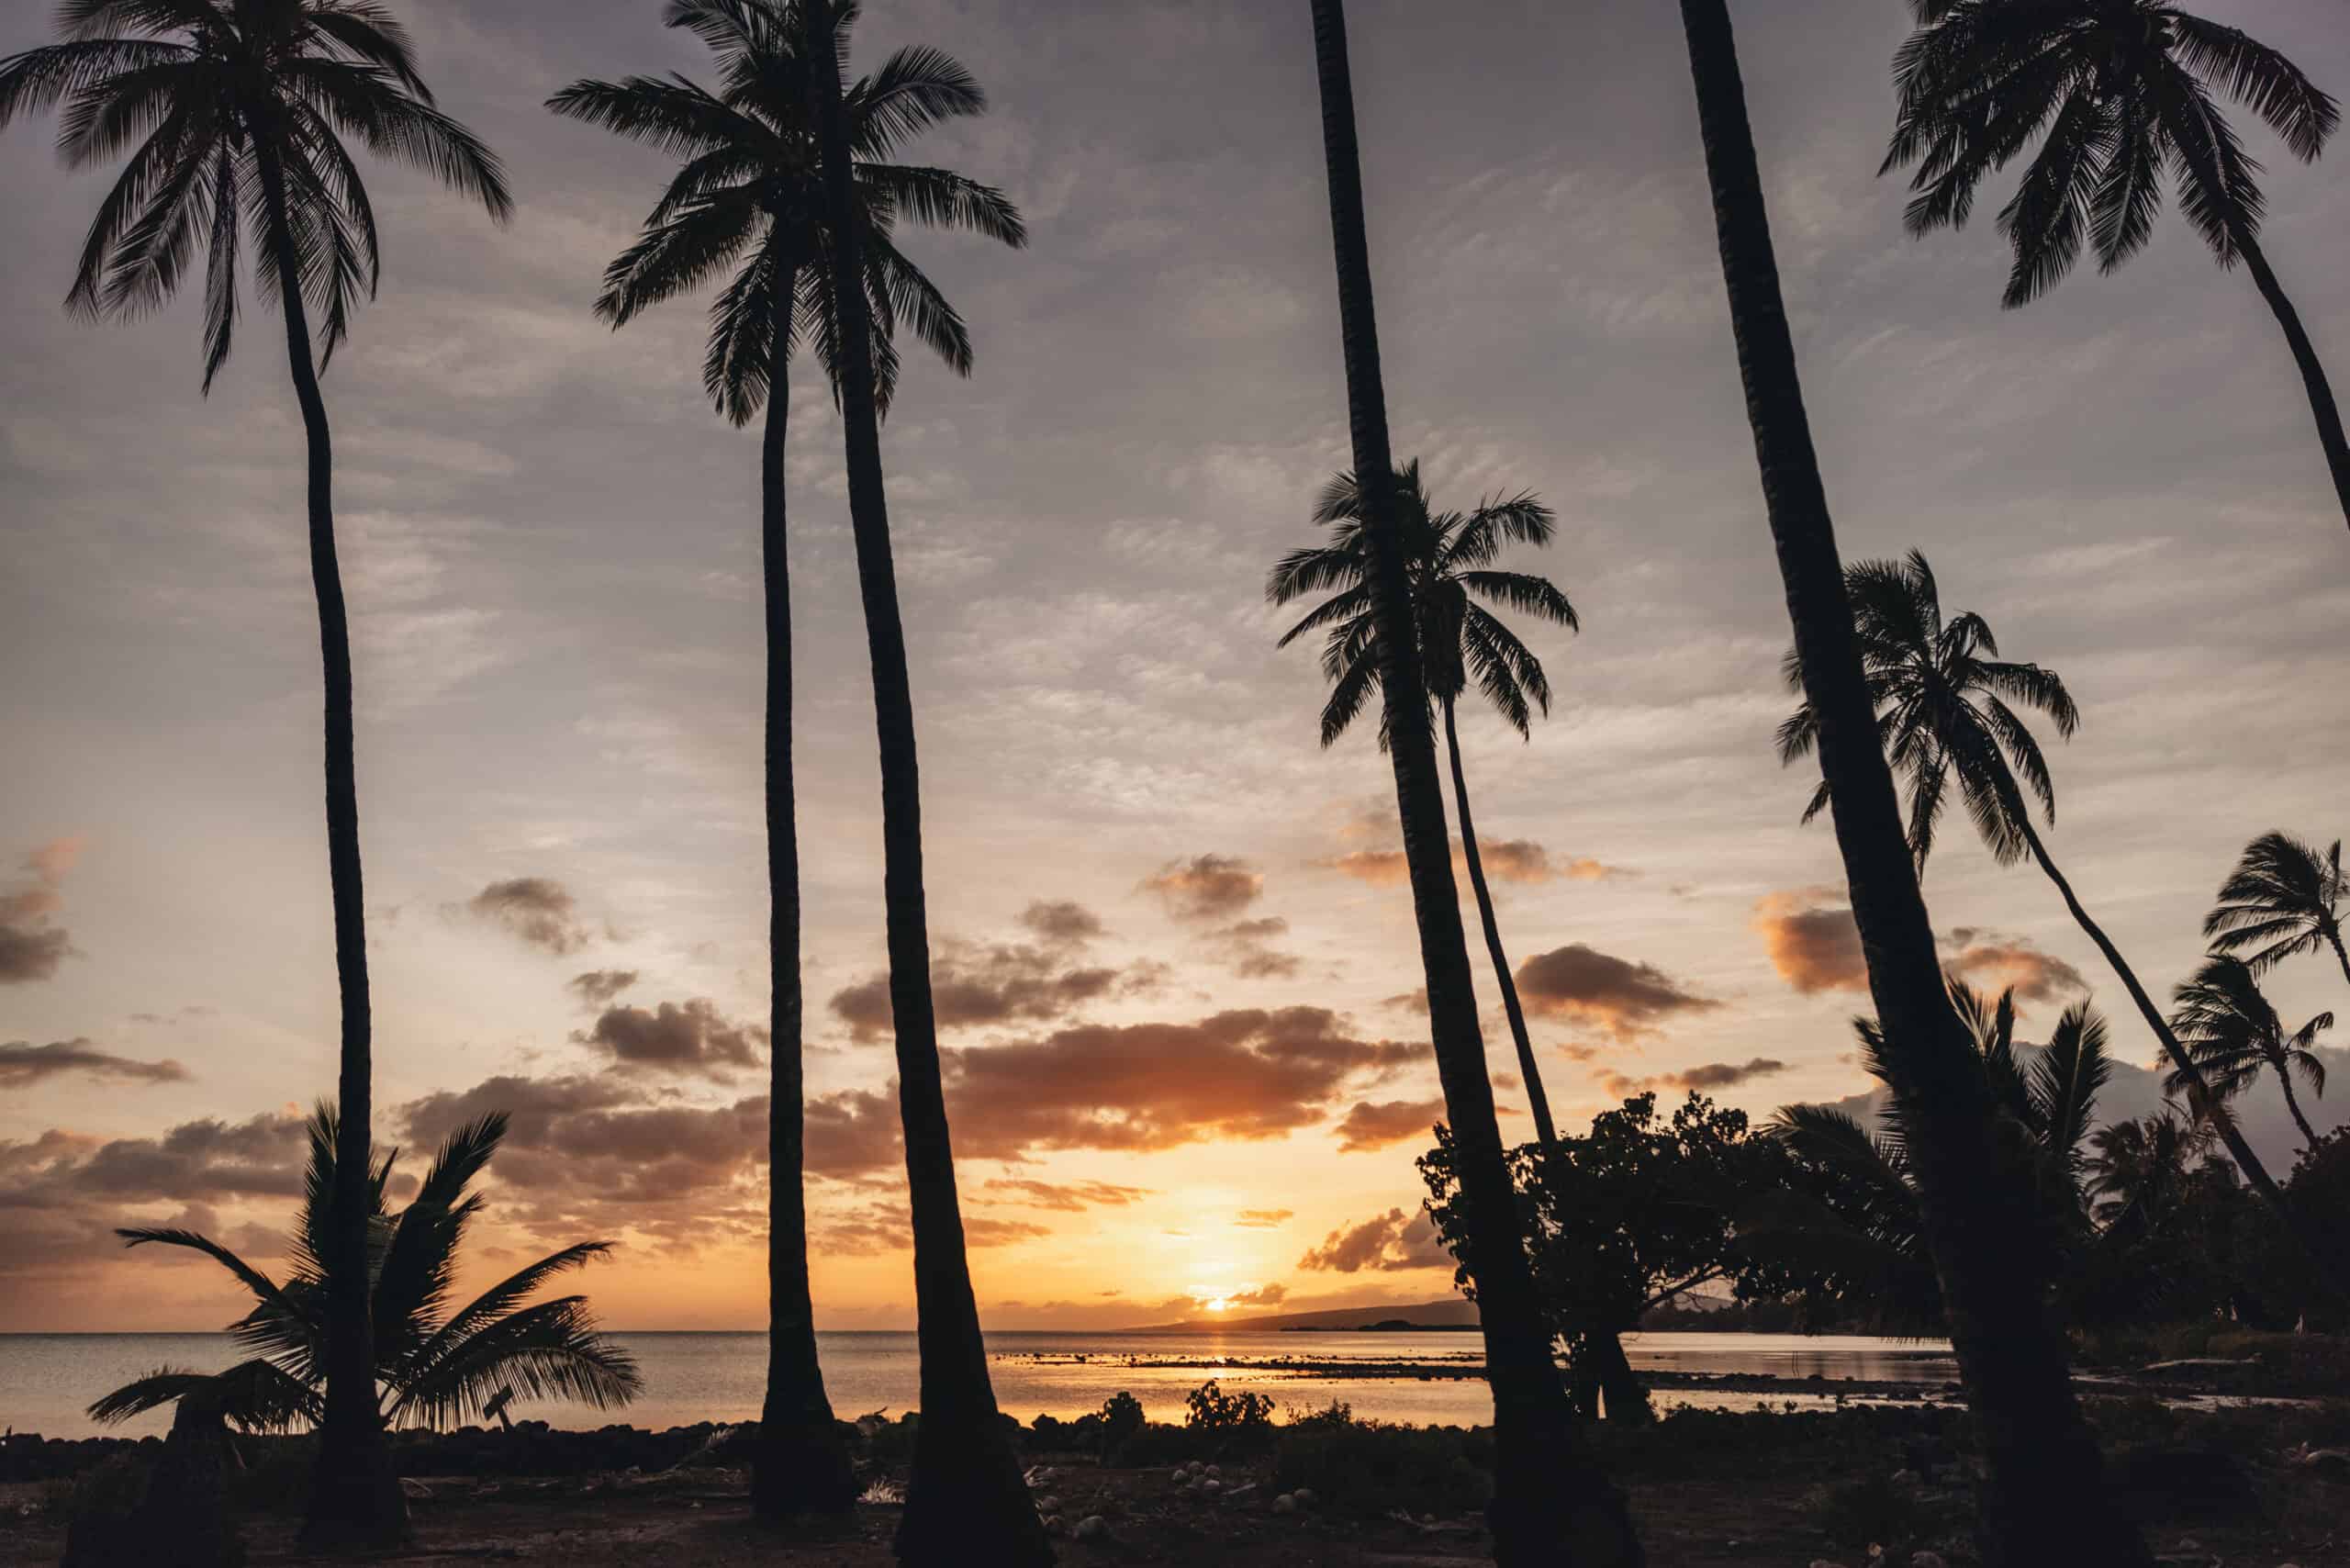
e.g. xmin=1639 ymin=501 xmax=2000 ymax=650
xmin=0 ymin=1330 xmax=1957 ymax=1439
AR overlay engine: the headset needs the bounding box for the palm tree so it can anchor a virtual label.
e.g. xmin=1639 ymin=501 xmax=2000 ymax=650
xmin=2168 ymin=956 xmax=2334 ymax=1152
xmin=93 ymin=1107 xmax=639 ymax=1433
xmin=1766 ymin=986 xmax=2117 ymax=1327
xmin=1304 ymin=6 xmax=1642 ymax=1563
xmin=1268 ymin=460 xmax=1578 ymax=1147
xmin=1883 ymin=0 xmax=2350 ymax=532
xmin=800 ymin=3 xmax=1043 ymax=1561
xmin=2206 ymin=831 xmax=2350 ymax=988
xmin=1775 ymin=548 xmax=2296 ymax=1218
xmin=0 ymin=4 xmax=509 ymax=1546
xmin=547 ymin=0 xmax=1021 ymax=1522
xmin=1671 ymin=3 xmax=2152 ymax=1560
xmin=2087 ymin=1109 xmax=2220 ymax=1231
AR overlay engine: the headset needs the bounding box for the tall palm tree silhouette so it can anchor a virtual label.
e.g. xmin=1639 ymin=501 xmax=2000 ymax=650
xmin=1775 ymin=548 xmax=2293 ymax=1215
xmin=547 ymin=0 xmax=1021 ymax=1522
xmin=1303 ymin=6 xmax=1641 ymax=1563
xmin=2168 ymin=956 xmax=2334 ymax=1152
xmin=1671 ymin=2 xmax=2151 ymax=1561
xmin=1884 ymin=0 xmax=2349 ymax=533
xmin=0 ymin=2 xmax=509 ymax=1546
xmin=1268 ymin=460 xmax=1577 ymax=1148
xmin=2206 ymin=831 xmax=2350 ymax=989
xmin=801 ymin=1 xmax=1045 ymax=1561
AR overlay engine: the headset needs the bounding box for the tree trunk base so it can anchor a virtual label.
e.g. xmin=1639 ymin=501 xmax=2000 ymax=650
xmin=894 ymin=1412 xmax=1052 ymax=1567
xmin=749 ymin=1415 xmax=859 ymax=1522
xmin=1487 ymin=1414 xmax=1645 ymax=1568
xmin=299 ymin=1426 xmax=409 ymax=1554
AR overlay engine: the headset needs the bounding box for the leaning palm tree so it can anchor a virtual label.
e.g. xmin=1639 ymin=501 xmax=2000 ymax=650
xmin=0 ymin=4 xmax=509 ymax=1546
xmin=94 ymin=1107 xmax=639 ymax=1435
xmin=2206 ymin=831 xmax=2350 ymax=988
xmin=1303 ymin=6 xmax=1641 ymax=1563
xmin=547 ymin=0 xmax=1021 ymax=1522
xmin=1883 ymin=0 xmax=2349 ymax=532
xmin=801 ymin=2 xmax=1044 ymax=1562
xmin=2087 ymin=1109 xmax=2220 ymax=1232
xmin=1672 ymin=3 xmax=2152 ymax=1560
xmin=1269 ymin=461 xmax=1577 ymax=1147
xmin=1775 ymin=548 xmax=2296 ymax=1219
xmin=2168 ymin=955 xmax=2334 ymax=1152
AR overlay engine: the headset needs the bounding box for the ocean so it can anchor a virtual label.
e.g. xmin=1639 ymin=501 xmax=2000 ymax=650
xmin=0 ymin=1329 xmax=1958 ymax=1439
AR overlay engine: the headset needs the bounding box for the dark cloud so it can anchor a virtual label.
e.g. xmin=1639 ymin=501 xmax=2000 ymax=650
xmin=0 ymin=836 xmax=82 ymax=985
xmin=939 ymin=1006 xmax=1419 ymax=1158
xmin=980 ymin=1177 xmax=1151 ymax=1212
xmin=1202 ymin=915 xmax=1303 ymax=980
xmin=1214 ymin=1282 xmax=1288 ymax=1308
xmin=1601 ymin=1058 xmax=1789 ymax=1097
xmin=1942 ymin=928 xmax=2090 ymax=1007
xmin=1140 ymin=854 xmax=1263 ymax=921
xmin=1322 ymin=841 xmax=1630 ymax=888
xmin=1515 ymin=944 xmax=1719 ymax=1041
xmin=573 ymin=998 xmax=764 ymax=1080
xmin=1330 ymin=1097 xmax=1447 ymax=1153
xmin=0 ymin=1038 xmax=189 ymax=1089
xmin=1019 ymin=900 xmax=1106 ymax=945
xmin=459 ymin=877 xmax=593 ymax=956
xmin=1296 ymin=1207 xmax=1451 ymax=1274
xmin=1234 ymin=1208 xmax=1292 ymax=1229
xmin=1753 ymin=891 xmax=1868 ymax=995
xmin=567 ymin=969 xmax=640 ymax=1006
xmin=828 ymin=932 xmax=1163 ymax=1044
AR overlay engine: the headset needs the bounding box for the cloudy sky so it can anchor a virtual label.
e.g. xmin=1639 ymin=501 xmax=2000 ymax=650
xmin=3 ymin=0 xmax=2346 ymax=1336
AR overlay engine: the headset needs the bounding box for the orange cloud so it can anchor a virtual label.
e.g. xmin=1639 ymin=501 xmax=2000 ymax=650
xmin=1297 ymin=1207 xmax=1450 ymax=1273
xmin=979 ymin=1178 xmax=1151 ymax=1212
xmin=828 ymin=928 xmax=1164 ymax=1043
xmin=1942 ymin=927 xmax=2089 ymax=1006
xmin=1141 ymin=854 xmax=1264 ymax=920
xmin=0 ymin=838 xmax=82 ymax=985
xmin=1331 ymin=1097 xmax=1447 ymax=1153
xmin=1752 ymin=891 xmax=1868 ymax=994
xmin=1323 ymin=841 xmax=1630 ymax=888
xmin=1515 ymin=944 xmax=1718 ymax=1041
xmin=1234 ymin=1208 xmax=1293 ymax=1229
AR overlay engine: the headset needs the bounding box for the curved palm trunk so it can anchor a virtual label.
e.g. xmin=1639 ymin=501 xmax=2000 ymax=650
xmin=1672 ymin=6 xmax=2151 ymax=1563
xmin=2016 ymin=820 xmax=2296 ymax=1211
xmin=253 ymin=146 xmax=405 ymax=1551
xmin=1308 ymin=7 xmax=1641 ymax=1563
xmin=2328 ymin=928 xmax=2350 ymax=992
xmin=2271 ymin=1058 xmax=2323 ymax=1154
xmin=1441 ymin=697 xmax=1559 ymax=1147
xmin=749 ymin=314 xmax=857 ymax=1522
xmin=804 ymin=10 xmax=1046 ymax=1564
xmin=2234 ymin=230 xmax=2350 ymax=534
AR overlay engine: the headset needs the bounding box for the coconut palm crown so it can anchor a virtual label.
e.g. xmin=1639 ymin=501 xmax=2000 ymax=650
xmin=90 ymin=1106 xmax=640 ymax=1433
xmin=2166 ymin=955 xmax=2334 ymax=1152
xmin=0 ymin=0 xmax=513 ymax=387
xmin=2204 ymin=831 xmax=2350 ymax=985
xmin=546 ymin=0 xmax=1024 ymax=426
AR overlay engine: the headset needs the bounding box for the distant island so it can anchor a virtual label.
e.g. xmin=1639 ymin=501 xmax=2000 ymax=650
xmin=1282 ymin=1318 xmax=1480 ymax=1332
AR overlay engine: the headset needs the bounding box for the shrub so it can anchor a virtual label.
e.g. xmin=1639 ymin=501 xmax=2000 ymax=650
xmin=1184 ymin=1381 xmax=1273 ymax=1433
xmin=1272 ymin=1422 xmax=1490 ymax=1518
xmin=1809 ymin=1473 xmax=1923 ymax=1551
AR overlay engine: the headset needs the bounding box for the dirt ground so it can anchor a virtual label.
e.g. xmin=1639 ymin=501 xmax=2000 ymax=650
xmin=4 ymin=1450 xmax=2341 ymax=1568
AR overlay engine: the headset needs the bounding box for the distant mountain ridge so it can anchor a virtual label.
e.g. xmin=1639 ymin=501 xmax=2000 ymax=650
xmin=1126 ymin=1297 xmax=1480 ymax=1332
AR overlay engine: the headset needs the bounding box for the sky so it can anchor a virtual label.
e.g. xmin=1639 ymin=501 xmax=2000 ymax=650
xmin=2 ymin=0 xmax=2346 ymax=1338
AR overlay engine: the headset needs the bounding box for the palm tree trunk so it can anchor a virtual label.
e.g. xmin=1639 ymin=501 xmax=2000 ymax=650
xmin=804 ymin=9 xmax=1046 ymax=1564
xmin=253 ymin=145 xmax=405 ymax=1552
xmin=1307 ymin=6 xmax=1640 ymax=1563
xmin=1592 ymin=1329 xmax=1651 ymax=1426
xmin=2234 ymin=229 xmax=2350 ymax=534
xmin=1442 ymin=697 xmax=1559 ymax=1147
xmin=2329 ymin=927 xmax=2350 ymax=992
xmin=1672 ymin=6 xmax=2152 ymax=1563
xmin=2015 ymin=819 xmax=2295 ymax=1211
xmin=2273 ymin=1060 xmax=2323 ymax=1154
xmin=749 ymin=300 xmax=857 ymax=1522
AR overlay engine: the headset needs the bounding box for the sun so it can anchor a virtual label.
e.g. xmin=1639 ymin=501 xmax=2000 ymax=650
xmin=1203 ymin=1295 xmax=1232 ymax=1314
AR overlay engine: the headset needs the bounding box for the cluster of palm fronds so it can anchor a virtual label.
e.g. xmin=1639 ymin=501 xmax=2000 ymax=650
xmin=90 ymin=1108 xmax=640 ymax=1435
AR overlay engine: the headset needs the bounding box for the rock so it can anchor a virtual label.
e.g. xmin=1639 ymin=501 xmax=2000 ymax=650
xmin=1203 ymin=1479 xmax=1221 ymax=1495
xmin=1073 ymin=1515 xmax=1109 ymax=1540
xmin=1809 ymin=1560 xmax=1848 ymax=1568
xmin=1291 ymin=1487 xmax=1317 ymax=1507
xmin=1204 ymin=1464 xmax=1221 ymax=1480
xmin=400 ymin=1477 xmax=434 ymax=1500
xmin=1909 ymin=1554 xmax=1947 ymax=1568
xmin=1889 ymin=1469 xmax=1920 ymax=1493
xmin=1272 ymin=1495 xmax=1297 ymax=1515
xmin=1037 ymin=1495 xmax=1061 ymax=1513
xmin=2300 ymin=1448 xmax=2350 ymax=1474
xmin=1039 ymin=1514 xmax=1063 ymax=1537
xmin=1170 ymin=1467 xmax=1191 ymax=1483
